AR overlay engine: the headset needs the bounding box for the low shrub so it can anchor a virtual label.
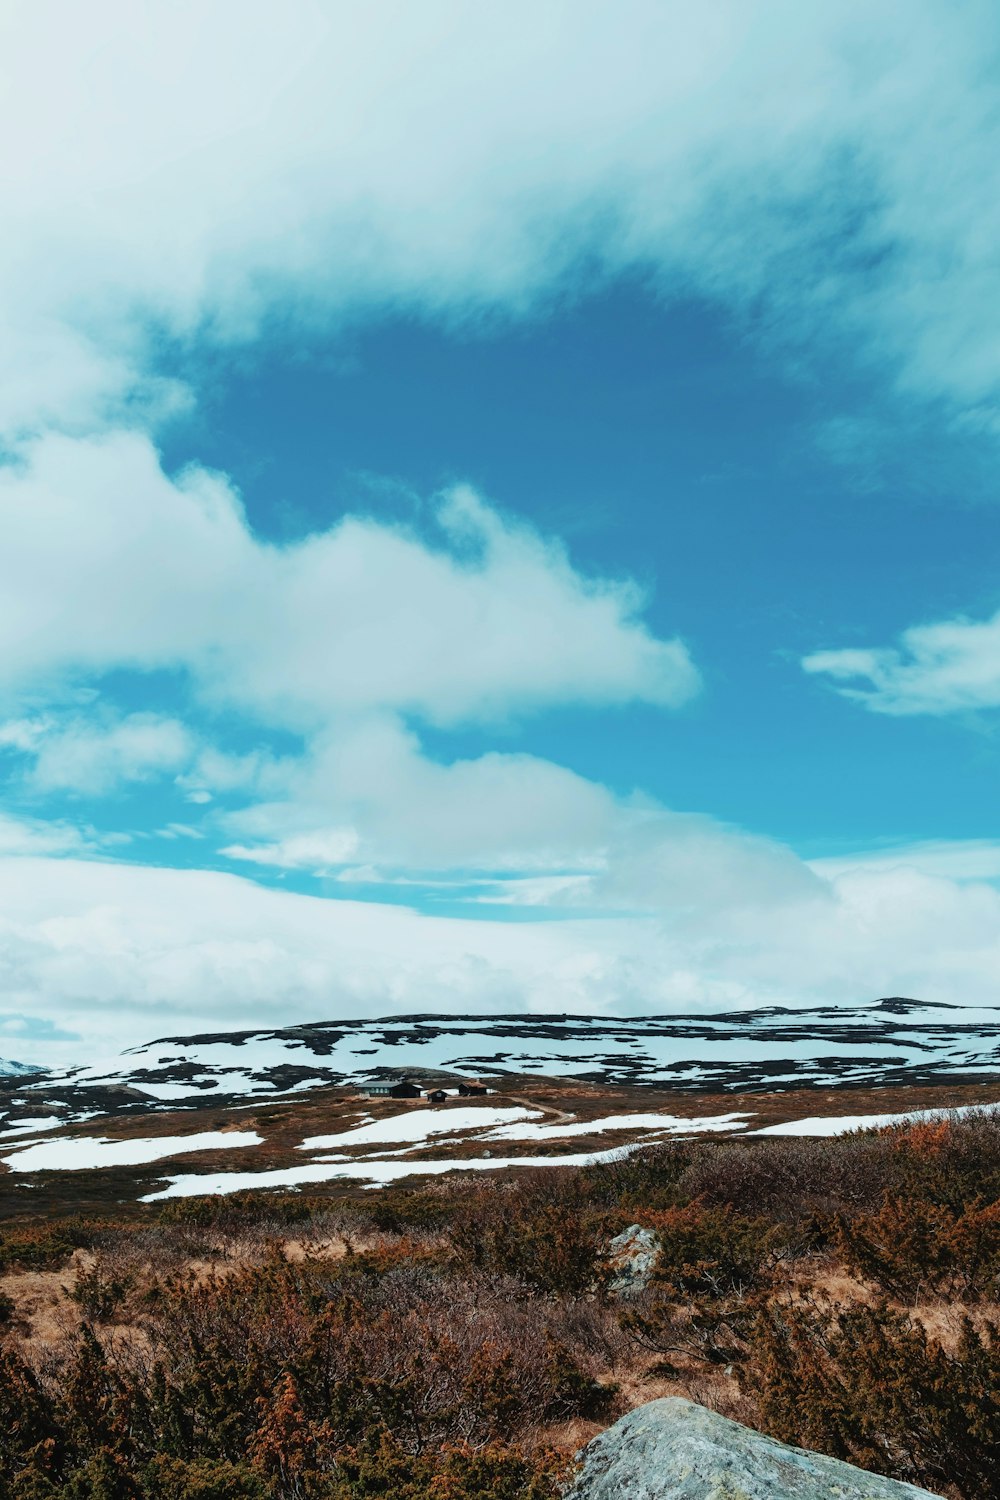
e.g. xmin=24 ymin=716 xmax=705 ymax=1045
xmin=835 ymin=1195 xmax=1000 ymax=1301
xmin=744 ymin=1299 xmax=1000 ymax=1498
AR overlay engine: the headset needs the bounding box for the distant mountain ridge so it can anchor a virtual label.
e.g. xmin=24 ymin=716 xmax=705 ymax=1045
xmin=0 ymin=1057 xmax=43 ymax=1078
xmin=10 ymin=997 xmax=999 ymax=1122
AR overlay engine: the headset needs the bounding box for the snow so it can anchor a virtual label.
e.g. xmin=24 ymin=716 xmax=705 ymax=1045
xmin=44 ymin=1002 xmax=1000 ymax=1110
xmin=2 ymin=1129 xmax=263 ymax=1172
xmin=751 ymin=1101 xmax=1000 ymax=1137
xmin=485 ymin=1110 xmax=750 ymax=1141
xmin=141 ymin=1142 xmax=646 ymax=1200
xmin=132 ymin=1082 xmax=221 ymax=1101
xmin=0 ymin=1115 xmax=64 ymax=1139
xmin=299 ymin=1105 xmax=538 ymax=1151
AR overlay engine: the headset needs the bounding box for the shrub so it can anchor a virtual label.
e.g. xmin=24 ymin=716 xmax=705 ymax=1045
xmin=619 ymin=1204 xmax=783 ymax=1376
xmin=144 ymin=1457 xmax=273 ymax=1500
xmin=642 ymin=1203 xmax=788 ymax=1297
xmin=676 ymin=1137 xmax=887 ymax=1221
xmin=448 ymin=1183 xmax=604 ymax=1296
xmin=319 ymin=1431 xmax=566 ymax=1500
xmin=835 ymin=1196 xmax=1000 ymax=1301
xmin=744 ymin=1299 xmax=1000 ymax=1497
xmin=71 ymin=1266 xmax=135 ymax=1323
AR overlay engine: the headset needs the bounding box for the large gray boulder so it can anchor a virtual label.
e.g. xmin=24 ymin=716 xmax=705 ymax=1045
xmin=565 ymin=1398 xmax=944 ymax=1500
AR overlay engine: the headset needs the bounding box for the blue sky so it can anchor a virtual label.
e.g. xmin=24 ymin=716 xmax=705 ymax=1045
xmin=162 ymin=285 xmax=1000 ymax=855
xmin=4 ymin=1 xmax=1000 ymax=1061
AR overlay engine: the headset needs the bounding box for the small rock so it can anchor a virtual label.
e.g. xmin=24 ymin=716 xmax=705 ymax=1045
xmin=565 ymin=1398 xmax=944 ymax=1500
xmin=605 ymin=1223 xmax=659 ymax=1296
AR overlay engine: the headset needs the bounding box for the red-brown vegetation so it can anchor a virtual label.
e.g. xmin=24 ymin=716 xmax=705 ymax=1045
xmin=3 ymin=1111 xmax=1000 ymax=1495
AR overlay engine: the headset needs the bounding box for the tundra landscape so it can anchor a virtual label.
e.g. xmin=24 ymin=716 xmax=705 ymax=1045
xmin=5 ymin=1 xmax=1000 ymax=1495
xmin=1 ymin=1007 xmax=1000 ymax=1494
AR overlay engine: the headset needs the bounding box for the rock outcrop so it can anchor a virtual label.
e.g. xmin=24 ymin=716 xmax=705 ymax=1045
xmin=605 ymin=1223 xmax=659 ymax=1296
xmin=565 ymin=1398 xmax=944 ymax=1500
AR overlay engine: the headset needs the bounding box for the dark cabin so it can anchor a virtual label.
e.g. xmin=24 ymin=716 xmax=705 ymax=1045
xmin=426 ymin=1088 xmax=448 ymax=1104
xmin=365 ymin=1080 xmax=423 ymax=1099
xmin=457 ymin=1081 xmax=488 ymax=1096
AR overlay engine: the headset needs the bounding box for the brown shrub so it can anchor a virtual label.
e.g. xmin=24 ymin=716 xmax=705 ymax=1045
xmin=743 ymin=1298 xmax=1000 ymax=1498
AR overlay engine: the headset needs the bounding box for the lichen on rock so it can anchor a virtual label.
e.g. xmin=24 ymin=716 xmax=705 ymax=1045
xmin=605 ymin=1222 xmax=659 ymax=1296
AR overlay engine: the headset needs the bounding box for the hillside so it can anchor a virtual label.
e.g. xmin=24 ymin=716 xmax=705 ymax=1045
xmin=4 ymin=1001 xmax=1000 ymax=1217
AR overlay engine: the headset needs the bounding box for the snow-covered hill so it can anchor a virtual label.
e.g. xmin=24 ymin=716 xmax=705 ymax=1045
xmin=24 ymin=998 xmax=1000 ymax=1113
xmin=3 ymin=1001 xmax=1000 ymax=1208
xmin=0 ymin=1058 xmax=43 ymax=1078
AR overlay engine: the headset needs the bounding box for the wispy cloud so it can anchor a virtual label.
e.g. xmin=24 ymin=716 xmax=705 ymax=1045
xmin=803 ymin=611 xmax=1000 ymax=715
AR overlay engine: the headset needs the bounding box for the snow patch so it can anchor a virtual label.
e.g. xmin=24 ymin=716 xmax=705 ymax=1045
xmin=142 ymin=1143 xmax=646 ymax=1200
xmin=299 ymin=1105 xmax=537 ymax=1152
xmin=2 ymin=1129 xmax=263 ymax=1172
xmin=486 ymin=1110 xmax=750 ymax=1142
xmin=750 ymin=1101 xmax=1000 ymax=1137
xmin=0 ymin=1115 xmax=65 ymax=1140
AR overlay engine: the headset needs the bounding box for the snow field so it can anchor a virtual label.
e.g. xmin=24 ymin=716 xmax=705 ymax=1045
xmin=3 ymin=1129 xmax=263 ymax=1172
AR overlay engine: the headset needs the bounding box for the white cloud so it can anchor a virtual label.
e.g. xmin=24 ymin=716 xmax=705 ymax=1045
xmin=803 ymin=610 xmax=1000 ymax=715
xmin=812 ymin=839 xmax=1000 ymax=883
xmin=0 ymin=433 xmax=697 ymax=729
xmin=222 ymin=828 xmax=360 ymax=872
xmin=0 ymin=813 xmax=88 ymax=858
xmin=0 ymin=3 xmax=1000 ymax=437
xmin=0 ymin=430 xmax=698 ymax=878
xmin=222 ymin=715 xmax=621 ymax=873
xmin=587 ymin=811 xmax=827 ymax=917
xmin=15 ymin=713 xmax=194 ymax=796
xmin=7 ymin=840 xmax=1000 ymax=1068
xmin=175 ymin=746 xmax=292 ymax=806
xmin=0 ymin=720 xmax=48 ymax=753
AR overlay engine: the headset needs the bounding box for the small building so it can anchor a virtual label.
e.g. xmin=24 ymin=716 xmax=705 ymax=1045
xmin=457 ymin=1080 xmax=488 ymax=1096
xmin=426 ymin=1088 xmax=448 ymax=1104
xmin=363 ymin=1080 xmax=423 ymax=1099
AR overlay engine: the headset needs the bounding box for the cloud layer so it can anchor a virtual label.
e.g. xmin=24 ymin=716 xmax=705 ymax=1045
xmin=7 ymin=838 xmax=1000 ymax=1068
xmin=4 ymin=1 xmax=1000 ymax=438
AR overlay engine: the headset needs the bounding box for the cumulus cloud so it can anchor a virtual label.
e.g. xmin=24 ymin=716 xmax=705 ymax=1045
xmin=2 ymin=2 xmax=1000 ymax=437
xmin=7 ymin=713 xmax=194 ymax=796
xmin=220 ymin=715 xmax=621 ymax=874
xmin=0 ymin=433 xmax=697 ymax=727
xmin=0 ymin=427 xmax=698 ymax=878
xmin=803 ymin=610 xmax=1000 ymax=715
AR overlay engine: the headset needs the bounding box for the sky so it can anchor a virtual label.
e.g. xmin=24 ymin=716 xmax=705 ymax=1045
xmin=5 ymin=0 xmax=1000 ymax=1065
